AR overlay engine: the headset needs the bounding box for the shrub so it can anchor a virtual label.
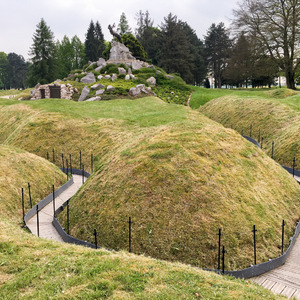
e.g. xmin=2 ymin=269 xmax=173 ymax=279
xmin=86 ymin=63 xmax=97 ymax=72
xmin=100 ymin=64 xmax=119 ymax=74
xmin=118 ymin=74 xmax=126 ymax=79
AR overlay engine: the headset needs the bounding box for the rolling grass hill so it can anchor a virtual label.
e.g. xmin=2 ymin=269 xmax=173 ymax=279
xmin=0 ymin=97 xmax=298 ymax=273
xmin=0 ymin=146 xmax=283 ymax=299
xmin=198 ymin=90 xmax=300 ymax=167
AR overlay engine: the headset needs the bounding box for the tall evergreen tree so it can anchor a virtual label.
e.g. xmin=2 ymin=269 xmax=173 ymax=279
xmin=117 ymin=12 xmax=132 ymax=35
xmin=0 ymin=52 xmax=9 ymax=89
xmin=135 ymin=10 xmax=160 ymax=64
xmin=85 ymin=20 xmax=105 ymax=62
xmin=204 ymin=23 xmax=232 ymax=88
xmin=158 ymin=13 xmax=194 ymax=83
xmin=7 ymin=53 xmax=28 ymax=89
xmin=28 ymin=18 xmax=57 ymax=85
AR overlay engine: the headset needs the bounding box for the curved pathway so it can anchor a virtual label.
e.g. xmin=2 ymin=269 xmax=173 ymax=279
xmin=26 ymin=174 xmax=85 ymax=241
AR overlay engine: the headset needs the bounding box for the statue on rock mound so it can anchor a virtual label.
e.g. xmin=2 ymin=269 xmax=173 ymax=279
xmin=108 ymin=24 xmax=122 ymax=43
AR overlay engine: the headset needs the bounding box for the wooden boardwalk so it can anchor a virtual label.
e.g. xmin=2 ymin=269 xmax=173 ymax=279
xmin=26 ymin=174 xmax=84 ymax=241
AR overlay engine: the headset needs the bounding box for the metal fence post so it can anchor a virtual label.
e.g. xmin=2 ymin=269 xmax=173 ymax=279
xmin=66 ymin=159 xmax=69 ymax=180
xmin=250 ymin=124 xmax=252 ymax=138
xmin=28 ymin=182 xmax=32 ymax=208
xmin=46 ymin=152 xmax=49 ymax=160
xmin=94 ymin=228 xmax=98 ymax=249
xmin=69 ymin=154 xmax=72 ymax=175
xmin=217 ymin=228 xmax=222 ymax=270
xmin=252 ymin=225 xmax=257 ymax=265
xmin=52 ymin=149 xmax=55 ymax=164
xmin=36 ymin=204 xmax=39 ymax=237
xmin=128 ymin=217 xmax=132 ymax=253
xmin=21 ymin=188 xmax=25 ymax=223
xmin=67 ymin=200 xmax=70 ymax=235
xmin=91 ymin=153 xmax=93 ymax=173
xmin=293 ymin=157 xmax=296 ymax=178
xmin=80 ymin=150 xmax=82 ymax=170
xmin=61 ymin=153 xmax=65 ymax=173
xmin=52 ymin=184 xmax=55 ymax=217
xmin=261 ymin=137 xmax=264 ymax=149
xmin=222 ymin=245 xmax=226 ymax=274
xmin=282 ymin=220 xmax=285 ymax=255
xmin=82 ymin=165 xmax=85 ymax=184
xmin=258 ymin=129 xmax=261 ymax=143
xmin=271 ymin=141 xmax=274 ymax=159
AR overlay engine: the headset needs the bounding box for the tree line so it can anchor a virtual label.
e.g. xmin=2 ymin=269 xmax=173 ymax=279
xmin=1 ymin=0 xmax=300 ymax=89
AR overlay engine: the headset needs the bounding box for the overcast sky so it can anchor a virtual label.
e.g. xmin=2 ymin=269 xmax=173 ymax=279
xmin=0 ymin=0 xmax=239 ymax=60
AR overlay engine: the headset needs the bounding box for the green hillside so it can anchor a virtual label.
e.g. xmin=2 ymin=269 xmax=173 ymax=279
xmin=0 ymin=144 xmax=284 ymax=299
xmin=199 ymin=91 xmax=300 ymax=167
xmin=0 ymin=97 xmax=298 ymax=272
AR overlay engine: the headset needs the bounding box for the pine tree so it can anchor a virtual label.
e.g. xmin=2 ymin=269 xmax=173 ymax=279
xmin=204 ymin=23 xmax=232 ymax=88
xmin=57 ymin=36 xmax=74 ymax=78
xmin=117 ymin=12 xmax=132 ymax=35
xmin=28 ymin=18 xmax=57 ymax=85
xmin=158 ymin=13 xmax=194 ymax=83
xmin=0 ymin=52 xmax=9 ymax=89
xmin=85 ymin=20 xmax=105 ymax=62
xmin=7 ymin=53 xmax=28 ymax=89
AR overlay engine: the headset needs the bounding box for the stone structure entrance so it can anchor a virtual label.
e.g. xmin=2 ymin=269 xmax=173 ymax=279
xmin=31 ymin=82 xmax=74 ymax=100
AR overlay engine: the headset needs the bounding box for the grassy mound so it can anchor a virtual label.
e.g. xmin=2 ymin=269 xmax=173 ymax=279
xmin=0 ymin=143 xmax=281 ymax=298
xmin=0 ymin=145 xmax=66 ymax=223
xmin=0 ymin=97 xmax=298 ymax=271
xmin=199 ymin=94 xmax=300 ymax=167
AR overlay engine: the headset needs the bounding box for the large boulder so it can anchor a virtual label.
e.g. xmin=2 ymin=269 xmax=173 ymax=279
xmin=80 ymin=72 xmax=96 ymax=84
xmin=108 ymin=41 xmax=135 ymax=62
xmin=111 ymin=74 xmax=118 ymax=82
xmin=86 ymin=96 xmax=101 ymax=102
xmin=118 ymin=67 xmax=127 ymax=75
xmin=129 ymin=87 xmax=141 ymax=97
xmin=78 ymin=86 xmax=90 ymax=102
xmin=106 ymin=85 xmax=115 ymax=92
xmin=91 ymin=83 xmax=105 ymax=90
xmin=132 ymin=61 xmax=143 ymax=70
xmin=97 ymin=58 xmax=106 ymax=68
xmin=96 ymin=89 xmax=105 ymax=95
xmin=147 ymin=76 xmax=156 ymax=86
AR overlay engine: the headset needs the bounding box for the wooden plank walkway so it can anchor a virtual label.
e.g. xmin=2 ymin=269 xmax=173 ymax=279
xmin=26 ymin=174 xmax=84 ymax=241
xmin=251 ymin=230 xmax=300 ymax=299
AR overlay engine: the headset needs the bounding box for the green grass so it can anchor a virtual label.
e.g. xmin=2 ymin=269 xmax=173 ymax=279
xmin=0 ymin=97 xmax=297 ymax=272
xmin=189 ymin=86 xmax=300 ymax=109
xmin=0 ymin=146 xmax=283 ymax=299
xmin=199 ymin=93 xmax=300 ymax=167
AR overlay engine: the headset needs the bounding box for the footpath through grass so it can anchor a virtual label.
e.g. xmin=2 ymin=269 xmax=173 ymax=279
xmin=0 ymin=97 xmax=298 ymax=272
xmin=0 ymin=146 xmax=283 ymax=299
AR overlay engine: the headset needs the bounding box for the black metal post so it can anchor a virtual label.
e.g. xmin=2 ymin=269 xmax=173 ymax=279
xmin=252 ymin=225 xmax=257 ymax=265
xmin=128 ymin=217 xmax=132 ymax=253
xmin=91 ymin=153 xmax=93 ymax=173
xmin=271 ymin=141 xmax=274 ymax=159
xmin=261 ymin=137 xmax=264 ymax=149
xmin=61 ymin=153 xmax=64 ymax=173
xmin=52 ymin=184 xmax=55 ymax=217
xmin=36 ymin=204 xmax=39 ymax=237
xmin=66 ymin=159 xmax=69 ymax=180
xmin=46 ymin=152 xmax=49 ymax=160
xmin=80 ymin=150 xmax=82 ymax=169
xmin=82 ymin=165 xmax=85 ymax=184
xmin=69 ymin=154 xmax=72 ymax=175
xmin=21 ymin=188 xmax=25 ymax=223
xmin=28 ymin=182 xmax=32 ymax=208
xmin=258 ymin=129 xmax=261 ymax=143
xmin=250 ymin=124 xmax=252 ymax=138
xmin=217 ymin=228 xmax=222 ymax=270
xmin=222 ymin=245 xmax=226 ymax=274
xmin=293 ymin=157 xmax=296 ymax=178
xmin=282 ymin=219 xmax=285 ymax=255
xmin=52 ymin=149 xmax=55 ymax=164
xmin=94 ymin=228 xmax=98 ymax=249
xmin=67 ymin=200 xmax=70 ymax=235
